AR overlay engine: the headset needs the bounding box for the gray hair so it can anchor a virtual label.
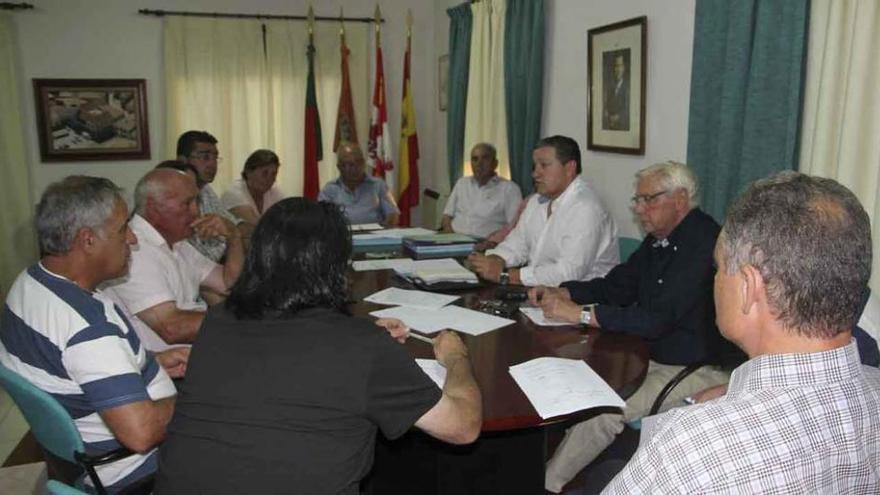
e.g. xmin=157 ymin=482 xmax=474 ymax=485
xmin=35 ymin=176 xmax=123 ymax=255
xmin=721 ymin=171 xmax=871 ymax=338
xmin=134 ymin=168 xmax=184 ymax=215
xmin=471 ymin=142 xmax=498 ymax=161
xmin=636 ymin=161 xmax=699 ymax=207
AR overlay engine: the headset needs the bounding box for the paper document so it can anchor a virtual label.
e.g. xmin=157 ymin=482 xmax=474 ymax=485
xmin=364 ymin=287 xmax=459 ymax=310
xmin=520 ymin=306 xmax=575 ymax=327
xmin=351 ymin=223 xmax=383 ymax=231
xmin=416 ymin=359 xmax=446 ymax=389
xmin=370 ymin=305 xmax=514 ymax=336
xmin=352 ymin=258 xmax=414 ymax=272
xmin=378 ymin=227 xmax=437 ymax=238
xmin=509 ymin=357 xmax=625 ymax=419
xmin=395 ymin=258 xmax=478 ymax=284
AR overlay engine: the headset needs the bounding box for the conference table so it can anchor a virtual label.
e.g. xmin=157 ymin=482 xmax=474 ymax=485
xmin=348 ymin=253 xmax=649 ymax=494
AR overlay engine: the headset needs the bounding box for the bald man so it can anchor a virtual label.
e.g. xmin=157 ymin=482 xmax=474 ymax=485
xmin=318 ymin=142 xmax=400 ymax=226
xmin=104 ymin=168 xmax=243 ymax=351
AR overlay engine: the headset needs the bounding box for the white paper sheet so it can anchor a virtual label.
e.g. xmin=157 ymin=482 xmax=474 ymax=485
xmin=415 ymin=359 xmax=446 ymax=389
xmin=352 ymin=258 xmax=414 ymax=272
xmin=369 ymin=305 xmax=515 ymax=336
xmin=364 ymin=287 xmax=459 ymax=310
xmin=509 ymin=357 xmax=625 ymax=419
xmin=519 ymin=306 xmax=575 ymax=327
xmin=351 ymin=223 xmax=383 ymax=231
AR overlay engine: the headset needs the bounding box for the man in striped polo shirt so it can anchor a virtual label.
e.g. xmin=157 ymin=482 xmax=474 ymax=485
xmin=0 ymin=176 xmax=189 ymax=493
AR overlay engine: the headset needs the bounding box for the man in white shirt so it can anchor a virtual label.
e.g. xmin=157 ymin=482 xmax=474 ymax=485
xmin=104 ymin=169 xmax=243 ymax=351
xmin=441 ymin=143 xmax=522 ymax=238
xmin=469 ymin=135 xmax=618 ymax=287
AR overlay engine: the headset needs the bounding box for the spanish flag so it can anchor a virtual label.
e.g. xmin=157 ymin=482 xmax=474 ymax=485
xmin=397 ymin=30 xmax=419 ymax=226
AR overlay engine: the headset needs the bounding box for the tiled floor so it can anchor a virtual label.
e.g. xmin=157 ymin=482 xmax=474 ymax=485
xmin=0 ymin=387 xmax=28 ymax=464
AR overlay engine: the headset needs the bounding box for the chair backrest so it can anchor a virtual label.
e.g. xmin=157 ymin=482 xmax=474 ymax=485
xmin=46 ymin=479 xmax=90 ymax=495
xmin=618 ymin=237 xmax=642 ymax=262
xmin=0 ymin=363 xmax=85 ymax=464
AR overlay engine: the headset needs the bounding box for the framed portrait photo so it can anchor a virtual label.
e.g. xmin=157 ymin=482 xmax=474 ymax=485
xmin=587 ymin=16 xmax=646 ymax=155
xmin=33 ymin=78 xmax=151 ymax=162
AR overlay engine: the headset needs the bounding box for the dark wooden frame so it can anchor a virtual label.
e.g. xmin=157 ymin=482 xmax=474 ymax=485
xmin=587 ymin=16 xmax=647 ymax=155
xmin=33 ymin=78 xmax=151 ymax=162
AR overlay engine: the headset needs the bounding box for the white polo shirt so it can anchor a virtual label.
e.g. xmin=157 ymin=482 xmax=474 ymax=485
xmin=103 ymin=214 xmax=217 ymax=351
xmin=443 ymin=175 xmax=522 ymax=238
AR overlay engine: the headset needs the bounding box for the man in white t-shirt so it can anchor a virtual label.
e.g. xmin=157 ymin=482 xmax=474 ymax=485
xmin=105 ymin=169 xmax=243 ymax=351
xmin=441 ymin=143 xmax=522 ymax=238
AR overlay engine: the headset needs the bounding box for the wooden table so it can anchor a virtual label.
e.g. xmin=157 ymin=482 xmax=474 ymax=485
xmin=350 ymin=265 xmax=649 ymax=494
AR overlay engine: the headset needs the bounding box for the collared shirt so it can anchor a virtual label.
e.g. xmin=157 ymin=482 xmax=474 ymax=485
xmin=220 ymin=178 xmax=285 ymax=218
xmin=562 ymin=208 xmax=738 ymax=365
xmin=190 ymin=184 xmax=239 ymax=262
xmin=0 ymin=264 xmax=176 ymax=490
xmin=318 ymin=176 xmax=400 ymax=225
xmin=487 ymin=177 xmax=619 ymax=287
xmin=103 ymin=214 xmax=217 ymax=352
xmin=443 ymin=175 xmax=522 ymax=238
xmin=605 ymin=342 xmax=880 ymax=494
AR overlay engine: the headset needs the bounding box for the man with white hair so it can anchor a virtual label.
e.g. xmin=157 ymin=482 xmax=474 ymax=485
xmin=105 ymin=168 xmax=243 ymax=352
xmin=531 ymin=161 xmax=739 ymax=493
xmin=0 ymin=176 xmax=189 ymax=492
xmin=605 ymin=172 xmax=880 ymax=492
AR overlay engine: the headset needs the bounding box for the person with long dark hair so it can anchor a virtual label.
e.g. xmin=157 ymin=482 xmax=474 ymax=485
xmin=155 ymin=198 xmax=481 ymax=494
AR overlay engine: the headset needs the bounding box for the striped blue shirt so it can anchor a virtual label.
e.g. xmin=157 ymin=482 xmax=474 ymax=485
xmin=0 ymin=264 xmax=176 ymax=492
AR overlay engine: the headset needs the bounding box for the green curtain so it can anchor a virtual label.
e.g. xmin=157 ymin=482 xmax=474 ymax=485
xmin=504 ymin=0 xmax=544 ymax=195
xmin=0 ymin=14 xmax=36 ymax=293
xmin=687 ymin=0 xmax=809 ymax=221
xmin=446 ymin=3 xmax=473 ymax=190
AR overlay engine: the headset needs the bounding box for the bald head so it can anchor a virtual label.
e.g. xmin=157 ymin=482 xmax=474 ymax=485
xmin=134 ymin=168 xmax=200 ymax=244
xmin=337 ymin=141 xmax=367 ymax=187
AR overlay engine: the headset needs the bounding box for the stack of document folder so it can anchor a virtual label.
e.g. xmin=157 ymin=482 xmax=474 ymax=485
xmin=394 ymin=258 xmax=480 ymax=290
xmin=402 ymin=233 xmax=476 ymax=259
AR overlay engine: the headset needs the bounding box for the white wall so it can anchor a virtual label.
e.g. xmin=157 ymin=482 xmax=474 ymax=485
xmin=544 ymin=0 xmax=696 ymax=238
xmin=11 ymin=0 xmax=438 ymax=213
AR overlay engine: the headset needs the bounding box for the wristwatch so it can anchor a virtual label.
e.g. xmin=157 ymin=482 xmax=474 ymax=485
xmin=499 ymin=269 xmax=510 ymax=285
xmin=579 ymin=306 xmax=593 ymax=326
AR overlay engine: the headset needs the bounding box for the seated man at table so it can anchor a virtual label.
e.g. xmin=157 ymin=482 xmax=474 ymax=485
xmin=318 ymin=141 xmax=400 ymax=226
xmin=469 ymin=135 xmax=618 ymax=287
xmin=532 ymin=161 xmax=738 ymax=493
xmin=176 ymin=130 xmax=242 ymax=262
xmin=605 ymin=172 xmax=880 ymax=492
xmin=104 ymin=168 xmax=243 ymax=352
xmin=0 ymin=176 xmax=188 ymax=492
xmin=441 ymin=142 xmax=522 ymax=238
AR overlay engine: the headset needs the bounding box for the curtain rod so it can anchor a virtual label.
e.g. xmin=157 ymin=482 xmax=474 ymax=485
xmin=138 ymin=9 xmax=384 ymax=24
xmin=0 ymin=2 xmax=34 ymax=10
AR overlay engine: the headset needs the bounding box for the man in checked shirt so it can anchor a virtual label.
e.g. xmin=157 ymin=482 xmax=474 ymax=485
xmin=604 ymin=172 xmax=880 ymax=493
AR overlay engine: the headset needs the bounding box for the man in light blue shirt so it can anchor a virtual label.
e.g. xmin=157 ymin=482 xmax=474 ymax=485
xmin=319 ymin=142 xmax=400 ymax=226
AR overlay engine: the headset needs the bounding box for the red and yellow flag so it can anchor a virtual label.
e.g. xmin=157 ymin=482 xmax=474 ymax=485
xmin=397 ymin=29 xmax=420 ymax=226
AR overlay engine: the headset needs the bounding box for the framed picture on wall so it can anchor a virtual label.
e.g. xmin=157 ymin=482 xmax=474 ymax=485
xmin=587 ymin=16 xmax=647 ymax=155
xmin=33 ymin=78 xmax=151 ymax=162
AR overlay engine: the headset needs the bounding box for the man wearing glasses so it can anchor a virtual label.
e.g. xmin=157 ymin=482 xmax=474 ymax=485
xmin=530 ymin=161 xmax=738 ymax=493
xmin=176 ymin=130 xmax=242 ymax=262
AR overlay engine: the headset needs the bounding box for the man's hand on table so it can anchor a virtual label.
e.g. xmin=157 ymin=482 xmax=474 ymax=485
xmin=467 ymin=253 xmax=505 ymax=283
xmin=527 ymin=286 xmax=571 ymax=306
xmin=432 ymin=331 xmax=469 ymax=368
xmin=156 ymin=347 xmax=191 ymax=379
xmin=539 ymin=292 xmax=582 ymax=324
